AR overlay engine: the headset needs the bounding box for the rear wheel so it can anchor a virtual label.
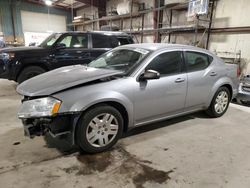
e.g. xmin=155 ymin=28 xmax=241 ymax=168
xmin=76 ymin=105 xmax=124 ymax=153
xmin=17 ymin=66 xmax=46 ymax=83
xmin=206 ymin=87 xmax=231 ymax=118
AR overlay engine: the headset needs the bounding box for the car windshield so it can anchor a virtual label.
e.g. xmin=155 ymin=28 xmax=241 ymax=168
xmin=88 ymin=48 xmax=150 ymax=75
xmin=39 ymin=33 xmax=62 ymax=48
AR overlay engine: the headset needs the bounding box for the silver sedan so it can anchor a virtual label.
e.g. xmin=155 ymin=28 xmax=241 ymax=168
xmin=17 ymin=43 xmax=239 ymax=153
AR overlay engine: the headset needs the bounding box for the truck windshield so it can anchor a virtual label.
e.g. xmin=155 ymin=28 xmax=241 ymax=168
xmin=39 ymin=33 xmax=61 ymax=48
xmin=88 ymin=48 xmax=150 ymax=75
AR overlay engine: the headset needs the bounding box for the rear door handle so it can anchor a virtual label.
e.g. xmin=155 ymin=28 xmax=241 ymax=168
xmin=175 ymin=78 xmax=185 ymax=83
xmin=210 ymin=72 xmax=217 ymax=76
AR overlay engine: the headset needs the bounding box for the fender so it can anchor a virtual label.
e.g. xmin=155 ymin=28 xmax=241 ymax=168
xmin=64 ymin=91 xmax=134 ymax=146
xmin=57 ymin=90 xmax=134 ymax=127
xmin=205 ymin=76 xmax=234 ymax=107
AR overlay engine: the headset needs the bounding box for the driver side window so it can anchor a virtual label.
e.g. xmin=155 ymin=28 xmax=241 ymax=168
xmin=146 ymin=51 xmax=183 ymax=76
xmin=56 ymin=35 xmax=88 ymax=48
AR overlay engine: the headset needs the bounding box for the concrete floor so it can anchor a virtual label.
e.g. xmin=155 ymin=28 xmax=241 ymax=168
xmin=0 ymin=79 xmax=250 ymax=188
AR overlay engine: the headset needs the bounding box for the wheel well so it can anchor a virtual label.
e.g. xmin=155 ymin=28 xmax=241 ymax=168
xmin=220 ymin=84 xmax=233 ymax=100
xmin=16 ymin=64 xmax=49 ymax=81
xmin=81 ymin=101 xmax=129 ymax=133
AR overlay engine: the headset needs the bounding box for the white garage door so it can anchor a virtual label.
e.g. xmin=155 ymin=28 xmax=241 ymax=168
xmin=21 ymin=11 xmax=66 ymax=33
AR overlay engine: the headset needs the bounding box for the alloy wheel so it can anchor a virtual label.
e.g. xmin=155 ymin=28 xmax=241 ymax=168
xmin=214 ymin=91 xmax=229 ymax=114
xmin=86 ymin=113 xmax=119 ymax=147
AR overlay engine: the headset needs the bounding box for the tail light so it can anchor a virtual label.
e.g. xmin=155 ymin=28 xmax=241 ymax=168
xmin=237 ymin=66 xmax=241 ymax=77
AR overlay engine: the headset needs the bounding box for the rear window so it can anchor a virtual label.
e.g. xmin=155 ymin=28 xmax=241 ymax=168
xmin=185 ymin=51 xmax=213 ymax=72
xmin=92 ymin=34 xmax=112 ymax=48
xmin=92 ymin=34 xmax=134 ymax=48
xmin=116 ymin=37 xmax=134 ymax=45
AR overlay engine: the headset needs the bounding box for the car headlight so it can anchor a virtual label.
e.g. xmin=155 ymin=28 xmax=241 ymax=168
xmin=0 ymin=52 xmax=15 ymax=60
xmin=17 ymin=97 xmax=61 ymax=119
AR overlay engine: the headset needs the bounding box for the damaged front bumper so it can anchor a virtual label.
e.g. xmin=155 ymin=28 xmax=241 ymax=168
xmin=21 ymin=114 xmax=80 ymax=144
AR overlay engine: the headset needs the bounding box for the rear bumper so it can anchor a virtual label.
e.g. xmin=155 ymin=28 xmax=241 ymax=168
xmin=21 ymin=113 xmax=80 ymax=144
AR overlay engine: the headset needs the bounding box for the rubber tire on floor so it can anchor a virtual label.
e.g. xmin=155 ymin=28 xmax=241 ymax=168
xmin=17 ymin=66 xmax=46 ymax=84
xmin=240 ymin=100 xmax=250 ymax=106
xmin=206 ymin=86 xmax=231 ymax=118
xmin=76 ymin=105 xmax=124 ymax=153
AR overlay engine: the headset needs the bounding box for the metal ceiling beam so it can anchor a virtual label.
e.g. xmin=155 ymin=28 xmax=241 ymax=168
xmin=54 ymin=0 xmax=65 ymax=4
xmin=75 ymin=0 xmax=106 ymax=8
xmin=68 ymin=1 xmax=86 ymax=8
xmin=25 ymin=0 xmax=71 ymax=10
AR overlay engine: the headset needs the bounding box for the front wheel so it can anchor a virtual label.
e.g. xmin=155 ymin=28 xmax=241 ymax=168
xmin=17 ymin=66 xmax=46 ymax=84
xmin=206 ymin=87 xmax=231 ymax=118
xmin=76 ymin=105 xmax=124 ymax=153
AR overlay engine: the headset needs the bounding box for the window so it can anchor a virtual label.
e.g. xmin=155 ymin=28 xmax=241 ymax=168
xmin=145 ymin=51 xmax=183 ymax=76
xmin=59 ymin=35 xmax=72 ymax=47
xmin=39 ymin=33 xmax=61 ymax=47
xmin=185 ymin=51 xmax=213 ymax=72
xmin=72 ymin=35 xmax=88 ymax=48
xmin=117 ymin=37 xmax=133 ymax=45
xmin=88 ymin=49 xmax=149 ymax=73
xmin=56 ymin=35 xmax=88 ymax=48
xmin=92 ymin=34 xmax=111 ymax=48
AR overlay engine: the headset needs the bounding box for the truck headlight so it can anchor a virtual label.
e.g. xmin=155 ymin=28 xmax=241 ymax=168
xmin=18 ymin=97 xmax=61 ymax=119
xmin=0 ymin=52 xmax=15 ymax=60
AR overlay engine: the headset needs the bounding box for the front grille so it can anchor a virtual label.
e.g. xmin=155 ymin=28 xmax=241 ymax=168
xmin=242 ymin=86 xmax=250 ymax=92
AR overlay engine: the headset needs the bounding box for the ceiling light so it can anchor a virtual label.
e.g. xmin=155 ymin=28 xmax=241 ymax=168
xmin=45 ymin=0 xmax=52 ymax=6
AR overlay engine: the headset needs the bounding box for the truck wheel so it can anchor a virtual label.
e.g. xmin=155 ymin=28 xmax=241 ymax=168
xmin=17 ymin=66 xmax=46 ymax=83
xmin=76 ymin=105 xmax=124 ymax=153
xmin=206 ymin=87 xmax=231 ymax=118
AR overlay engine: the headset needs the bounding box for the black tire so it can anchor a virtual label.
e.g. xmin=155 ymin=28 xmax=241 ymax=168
xmin=17 ymin=66 xmax=46 ymax=83
xmin=206 ymin=87 xmax=231 ymax=118
xmin=239 ymin=100 xmax=250 ymax=107
xmin=76 ymin=105 xmax=124 ymax=153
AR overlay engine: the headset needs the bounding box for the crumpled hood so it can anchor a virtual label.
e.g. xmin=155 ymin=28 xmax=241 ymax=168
xmin=17 ymin=65 xmax=122 ymax=97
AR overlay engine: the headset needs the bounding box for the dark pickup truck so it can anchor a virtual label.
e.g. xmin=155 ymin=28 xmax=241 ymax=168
xmin=0 ymin=31 xmax=134 ymax=83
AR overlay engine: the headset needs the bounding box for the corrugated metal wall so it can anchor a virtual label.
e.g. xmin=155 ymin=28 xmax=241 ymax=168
xmin=0 ymin=0 xmax=72 ymax=43
xmin=0 ymin=1 xmax=14 ymax=37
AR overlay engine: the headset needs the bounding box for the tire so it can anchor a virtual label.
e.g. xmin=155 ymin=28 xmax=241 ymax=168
xmin=240 ymin=100 xmax=250 ymax=106
xmin=206 ymin=87 xmax=231 ymax=118
xmin=17 ymin=66 xmax=46 ymax=84
xmin=76 ymin=105 xmax=124 ymax=153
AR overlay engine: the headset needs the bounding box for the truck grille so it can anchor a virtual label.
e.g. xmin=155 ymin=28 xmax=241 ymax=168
xmin=242 ymin=85 xmax=250 ymax=92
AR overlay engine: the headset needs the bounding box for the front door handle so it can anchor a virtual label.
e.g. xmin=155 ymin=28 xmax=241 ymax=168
xmin=175 ymin=78 xmax=185 ymax=83
xmin=210 ymin=72 xmax=217 ymax=76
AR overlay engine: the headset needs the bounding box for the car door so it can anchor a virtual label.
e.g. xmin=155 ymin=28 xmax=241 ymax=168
xmin=183 ymin=50 xmax=216 ymax=110
xmin=51 ymin=33 xmax=92 ymax=69
xmin=134 ymin=50 xmax=187 ymax=124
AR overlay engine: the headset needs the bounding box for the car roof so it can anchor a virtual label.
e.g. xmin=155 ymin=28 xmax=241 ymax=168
xmin=120 ymin=43 xmax=214 ymax=55
xmin=56 ymin=31 xmax=131 ymax=36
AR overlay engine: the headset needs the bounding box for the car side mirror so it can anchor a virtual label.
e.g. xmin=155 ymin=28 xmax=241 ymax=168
xmin=139 ymin=70 xmax=160 ymax=81
xmin=55 ymin=43 xmax=66 ymax=50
